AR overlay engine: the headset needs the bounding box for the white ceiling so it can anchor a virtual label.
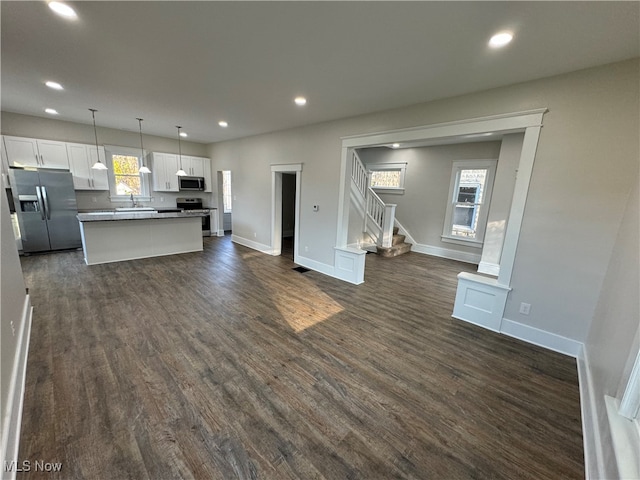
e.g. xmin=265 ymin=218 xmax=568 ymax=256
xmin=2 ymin=1 xmax=638 ymax=144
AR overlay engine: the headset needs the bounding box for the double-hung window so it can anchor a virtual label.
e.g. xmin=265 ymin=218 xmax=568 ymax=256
xmin=442 ymin=160 xmax=496 ymax=246
xmin=105 ymin=145 xmax=151 ymax=201
xmin=368 ymin=163 xmax=407 ymax=193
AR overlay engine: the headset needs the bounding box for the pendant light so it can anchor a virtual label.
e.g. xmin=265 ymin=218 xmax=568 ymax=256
xmin=175 ymin=125 xmax=187 ymax=176
xmin=137 ymin=118 xmax=151 ymax=174
xmin=89 ymin=109 xmax=107 ymax=170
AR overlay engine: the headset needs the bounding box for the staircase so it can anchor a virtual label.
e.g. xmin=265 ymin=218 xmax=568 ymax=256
xmin=376 ymin=227 xmax=412 ymax=257
xmin=351 ymin=150 xmax=411 ymax=258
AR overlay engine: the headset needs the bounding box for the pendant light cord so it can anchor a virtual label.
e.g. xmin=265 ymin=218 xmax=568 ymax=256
xmin=90 ymin=108 xmax=100 ymax=159
xmin=137 ymin=118 xmax=145 ymax=158
xmin=177 ymin=126 xmax=183 ymax=169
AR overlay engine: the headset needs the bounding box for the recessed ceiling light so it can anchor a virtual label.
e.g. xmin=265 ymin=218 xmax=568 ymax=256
xmin=294 ymin=96 xmax=307 ymax=106
xmin=45 ymin=108 xmax=59 ymax=115
xmin=218 ymin=121 xmax=228 ymax=128
xmin=489 ymin=32 xmax=513 ymax=48
xmin=48 ymin=2 xmax=78 ymax=19
xmin=179 ymin=132 xmax=188 ymax=137
xmin=392 ymin=143 xmax=400 ymax=148
xmin=45 ymin=80 xmax=64 ymax=90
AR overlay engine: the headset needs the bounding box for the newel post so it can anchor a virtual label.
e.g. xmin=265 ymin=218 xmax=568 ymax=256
xmin=381 ymin=204 xmax=396 ymax=248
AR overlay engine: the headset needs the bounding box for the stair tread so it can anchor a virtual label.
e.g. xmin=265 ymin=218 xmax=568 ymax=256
xmin=392 ymin=234 xmax=406 ymax=246
xmin=376 ymin=242 xmax=412 ymax=258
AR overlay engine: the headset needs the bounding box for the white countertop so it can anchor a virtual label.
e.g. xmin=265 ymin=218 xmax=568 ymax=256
xmin=77 ymin=211 xmax=210 ymax=222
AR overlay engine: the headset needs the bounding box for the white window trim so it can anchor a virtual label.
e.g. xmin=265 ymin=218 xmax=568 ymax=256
xmin=442 ymin=159 xmax=497 ymax=246
xmin=105 ymin=145 xmax=151 ymax=202
xmin=368 ymin=162 xmax=407 ymax=194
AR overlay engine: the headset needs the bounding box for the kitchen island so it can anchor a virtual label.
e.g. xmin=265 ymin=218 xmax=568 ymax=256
xmin=77 ymin=210 xmax=208 ymax=265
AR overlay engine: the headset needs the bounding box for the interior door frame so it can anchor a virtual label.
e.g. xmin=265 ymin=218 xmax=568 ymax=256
xmin=271 ymin=163 xmax=302 ymax=262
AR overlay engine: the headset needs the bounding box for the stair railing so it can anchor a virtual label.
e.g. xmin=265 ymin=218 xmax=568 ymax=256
xmin=351 ymin=150 xmax=396 ymax=249
xmin=351 ymin=150 xmax=368 ymax=197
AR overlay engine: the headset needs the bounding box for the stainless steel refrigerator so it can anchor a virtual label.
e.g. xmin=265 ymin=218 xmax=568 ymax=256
xmin=9 ymin=167 xmax=81 ymax=253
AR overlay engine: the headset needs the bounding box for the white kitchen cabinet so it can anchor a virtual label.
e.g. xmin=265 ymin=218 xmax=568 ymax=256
xmin=4 ymin=136 xmax=69 ymax=169
xmin=181 ymin=156 xmax=205 ymax=177
xmin=181 ymin=155 xmax=212 ymax=192
xmin=203 ymin=157 xmax=212 ymax=193
xmin=67 ymin=143 xmax=108 ymax=190
xmin=151 ymin=152 xmax=180 ymax=192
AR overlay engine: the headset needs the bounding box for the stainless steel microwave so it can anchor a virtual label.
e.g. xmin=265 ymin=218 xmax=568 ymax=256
xmin=178 ymin=176 xmax=205 ymax=191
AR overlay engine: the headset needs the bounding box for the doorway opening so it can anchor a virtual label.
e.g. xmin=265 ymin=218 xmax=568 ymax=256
xmin=216 ymin=170 xmax=232 ymax=235
xmin=281 ymin=173 xmax=296 ymax=259
xmin=271 ymin=163 xmax=302 ymax=262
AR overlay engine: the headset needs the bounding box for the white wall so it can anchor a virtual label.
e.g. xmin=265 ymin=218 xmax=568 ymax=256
xmin=1 ymin=112 xmax=215 ymax=211
xmin=208 ymin=58 xmax=639 ymax=345
xmin=357 ymin=141 xmax=502 ymax=257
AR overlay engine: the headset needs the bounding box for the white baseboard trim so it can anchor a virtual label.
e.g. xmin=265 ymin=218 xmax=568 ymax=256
xmin=477 ymin=261 xmax=500 ymax=276
xmin=231 ymin=235 xmax=275 ymax=255
xmin=216 ymin=229 xmax=225 ymax=237
xmin=499 ymin=318 xmax=583 ymax=357
xmin=1 ymin=296 xmax=33 ymax=480
xmin=500 ymin=317 xmax=583 ymax=357
xmin=294 ymin=254 xmax=336 ymax=278
xmin=577 ymin=346 xmax=607 ymax=480
xmin=395 ymin=219 xmax=481 ymax=264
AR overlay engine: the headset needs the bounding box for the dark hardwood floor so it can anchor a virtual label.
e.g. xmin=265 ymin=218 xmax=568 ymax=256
xmin=17 ymin=236 xmax=584 ymax=479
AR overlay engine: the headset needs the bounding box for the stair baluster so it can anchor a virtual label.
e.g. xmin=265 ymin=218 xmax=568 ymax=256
xmin=351 ymin=149 xmax=405 ymax=253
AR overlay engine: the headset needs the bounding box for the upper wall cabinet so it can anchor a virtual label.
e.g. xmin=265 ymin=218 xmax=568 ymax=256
xmin=150 ymin=152 xmax=180 ymax=192
xmin=4 ymin=136 xmax=69 ymax=169
xmin=203 ymin=157 xmax=212 ymax=193
xmin=151 ymin=153 xmax=212 ymax=192
xmin=66 ymin=143 xmax=108 ymax=190
xmin=181 ymin=155 xmax=212 ymax=192
xmin=181 ymin=156 xmax=205 ymax=177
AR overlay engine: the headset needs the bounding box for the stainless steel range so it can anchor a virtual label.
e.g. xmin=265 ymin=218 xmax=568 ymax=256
xmin=176 ymin=197 xmax=211 ymax=236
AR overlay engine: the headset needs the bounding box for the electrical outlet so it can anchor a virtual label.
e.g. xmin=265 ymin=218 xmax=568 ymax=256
xmin=519 ymin=302 xmax=531 ymax=315
xmin=305 ymin=246 xmax=309 ymax=252
xmin=91 ymin=196 xmax=97 ymax=203
xmin=10 ymin=320 xmax=16 ymax=336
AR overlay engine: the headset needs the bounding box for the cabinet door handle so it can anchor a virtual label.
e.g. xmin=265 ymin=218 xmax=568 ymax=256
xmin=40 ymin=154 xmax=44 ymax=164
xmin=35 ymin=154 xmax=39 ymax=165
xmin=88 ymin=178 xmax=91 ymax=187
